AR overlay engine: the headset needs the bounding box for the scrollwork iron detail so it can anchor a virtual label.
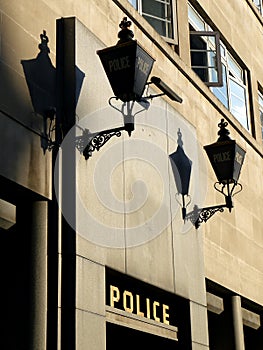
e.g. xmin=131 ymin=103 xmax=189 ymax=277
xmin=82 ymin=128 xmax=124 ymax=160
xmin=195 ymin=205 xmax=225 ymax=228
xmin=185 ymin=204 xmax=226 ymax=229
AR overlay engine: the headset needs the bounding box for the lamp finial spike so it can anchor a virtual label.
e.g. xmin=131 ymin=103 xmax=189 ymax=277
xmin=117 ymin=17 xmax=134 ymax=45
xmin=177 ymin=128 xmax=183 ymax=147
xmin=217 ymin=118 xmax=231 ymax=141
xmin=38 ymin=30 xmax=50 ymax=54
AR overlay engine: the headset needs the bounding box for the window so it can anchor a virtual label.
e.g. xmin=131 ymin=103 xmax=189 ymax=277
xmin=252 ymin=0 xmax=263 ymax=15
xmin=211 ymin=47 xmax=249 ymax=130
xmin=129 ymin=0 xmax=178 ymax=43
xmin=190 ymin=31 xmax=222 ymax=86
xmin=188 ymin=5 xmax=222 ymax=87
xmin=188 ymin=3 xmax=250 ymax=131
xmin=258 ymin=89 xmax=263 ymax=142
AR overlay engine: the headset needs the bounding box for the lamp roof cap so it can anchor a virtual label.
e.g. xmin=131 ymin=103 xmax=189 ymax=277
xmin=117 ymin=17 xmax=134 ymax=45
xmin=217 ymin=119 xmax=231 ymax=142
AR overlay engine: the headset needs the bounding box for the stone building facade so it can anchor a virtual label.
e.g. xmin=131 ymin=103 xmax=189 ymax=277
xmin=1 ymin=0 xmax=263 ymax=349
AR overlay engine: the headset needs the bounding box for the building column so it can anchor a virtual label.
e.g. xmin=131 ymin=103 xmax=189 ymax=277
xmin=29 ymin=201 xmax=48 ymax=350
xmin=17 ymin=200 xmax=48 ymax=350
xmin=232 ymin=295 xmax=245 ymax=350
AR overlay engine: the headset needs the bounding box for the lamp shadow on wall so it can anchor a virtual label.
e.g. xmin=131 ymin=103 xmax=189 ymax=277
xmin=21 ymin=30 xmax=85 ymax=153
xmin=169 ymin=129 xmax=201 ymax=227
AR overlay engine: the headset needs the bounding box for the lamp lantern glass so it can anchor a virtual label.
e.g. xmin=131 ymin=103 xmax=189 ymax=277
xmin=97 ymin=40 xmax=155 ymax=102
xmin=97 ymin=18 xmax=155 ymax=102
xmin=204 ymin=119 xmax=246 ymax=184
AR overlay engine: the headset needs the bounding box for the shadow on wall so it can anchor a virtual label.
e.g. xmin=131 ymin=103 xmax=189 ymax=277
xmin=21 ymin=30 xmax=85 ymax=153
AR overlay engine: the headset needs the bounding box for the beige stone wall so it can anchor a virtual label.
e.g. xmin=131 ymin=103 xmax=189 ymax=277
xmin=73 ymin=15 xmax=209 ymax=348
xmin=0 ymin=1 xmax=58 ymax=197
xmin=1 ymin=0 xmax=263 ymax=347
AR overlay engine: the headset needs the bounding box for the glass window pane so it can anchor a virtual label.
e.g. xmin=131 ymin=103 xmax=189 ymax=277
xmin=230 ymin=78 xmax=245 ymax=98
xmin=188 ymin=4 xmax=205 ymax=31
xmin=207 ymin=36 xmax=216 ymax=47
xmin=229 ymin=79 xmax=248 ymax=129
xmin=142 ymin=0 xmax=173 ymax=38
xmin=258 ymin=91 xmax=263 ymax=108
xmin=253 ymin=0 xmax=262 ymax=12
xmin=142 ymin=0 xmax=169 ymax=19
xmin=129 ymin=0 xmax=137 ymax=8
xmin=208 ymin=68 xmax=218 ymax=83
xmin=191 ymin=51 xmax=208 ymax=66
xmin=227 ymin=53 xmax=243 ymax=81
xmin=190 ymin=34 xmax=207 ymax=71
xmin=192 ymin=67 xmax=208 ymax=81
xmin=212 ymin=65 xmax=229 ymax=108
xmin=208 ymin=50 xmax=216 ymax=68
xmin=220 ymin=44 xmax=226 ymax=58
xmin=143 ymin=15 xmax=172 ymax=37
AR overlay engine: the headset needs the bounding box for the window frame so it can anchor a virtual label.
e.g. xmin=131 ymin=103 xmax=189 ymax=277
xmin=211 ymin=43 xmax=250 ymax=130
xmin=188 ymin=2 xmax=251 ymax=131
xmin=189 ymin=30 xmax=223 ymax=87
xmin=129 ymin=0 xmax=178 ymax=44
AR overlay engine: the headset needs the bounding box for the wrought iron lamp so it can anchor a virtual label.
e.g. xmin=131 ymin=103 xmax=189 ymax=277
xmin=170 ymin=119 xmax=246 ymax=228
xmin=81 ymin=18 xmax=182 ymax=159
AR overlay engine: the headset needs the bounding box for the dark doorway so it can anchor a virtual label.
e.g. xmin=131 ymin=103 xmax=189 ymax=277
xmin=106 ymin=322 xmax=179 ymax=350
xmin=244 ymin=324 xmax=263 ymax=349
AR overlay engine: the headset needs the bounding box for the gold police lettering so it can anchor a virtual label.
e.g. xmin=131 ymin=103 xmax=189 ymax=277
xmin=137 ymin=57 xmax=150 ymax=76
xmin=213 ymin=151 xmax=231 ymax=163
xmin=109 ymin=56 xmax=130 ymax=72
xmin=110 ymin=285 xmax=170 ymax=325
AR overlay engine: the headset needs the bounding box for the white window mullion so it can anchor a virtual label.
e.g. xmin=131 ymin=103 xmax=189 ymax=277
xmin=137 ymin=0 xmax=143 ymax=14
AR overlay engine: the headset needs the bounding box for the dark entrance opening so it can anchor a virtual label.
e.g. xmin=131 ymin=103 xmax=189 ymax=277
xmin=107 ymin=322 xmax=179 ymax=350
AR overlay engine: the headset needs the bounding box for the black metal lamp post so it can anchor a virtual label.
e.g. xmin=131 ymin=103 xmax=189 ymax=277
xmin=81 ymin=18 xmax=154 ymax=159
xmin=194 ymin=119 xmax=246 ymax=227
xmin=170 ymin=119 xmax=246 ymax=228
xmin=80 ymin=18 xmax=182 ymax=159
xmin=204 ymin=119 xmax=246 ymax=210
xmin=97 ymin=18 xmax=155 ymax=103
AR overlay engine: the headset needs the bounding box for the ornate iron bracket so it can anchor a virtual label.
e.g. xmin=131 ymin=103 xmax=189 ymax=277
xmin=76 ymin=97 xmax=149 ymax=159
xmin=181 ymin=179 xmax=243 ymax=229
xmin=186 ymin=204 xmax=226 ymax=229
xmin=76 ymin=125 xmax=127 ymax=160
